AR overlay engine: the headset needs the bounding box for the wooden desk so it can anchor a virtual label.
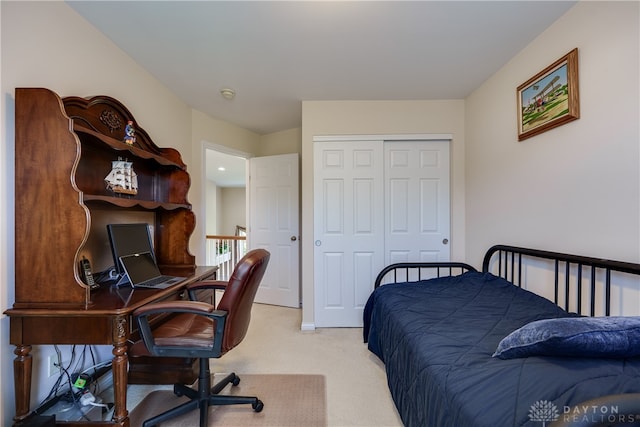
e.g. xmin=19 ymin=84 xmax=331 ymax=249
xmin=6 ymin=266 xmax=217 ymax=426
xmin=11 ymin=88 xmax=208 ymax=426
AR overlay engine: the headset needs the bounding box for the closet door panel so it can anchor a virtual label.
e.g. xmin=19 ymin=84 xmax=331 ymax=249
xmin=420 ymin=178 xmax=439 ymax=231
xmin=385 ymin=141 xmax=450 ymax=266
xmin=314 ymin=140 xmax=384 ymax=327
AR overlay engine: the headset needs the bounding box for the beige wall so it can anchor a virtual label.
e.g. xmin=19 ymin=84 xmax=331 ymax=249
xmin=220 ymin=188 xmax=247 ymax=235
xmin=0 ymin=3 xmax=262 ymax=421
xmin=466 ymin=1 xmax=639 ymax=265
xmin=258 ymin=127 xmax=302 ymax=156
xmin=0 ymin=2 xmax=188 ymax=420
xmin=1 ymin=3 xmax=193 ymax=151
xmin=301 ymin=100 xmax=466 ymax=327
xmin=465 ymin=1 xmax=639 ymax=314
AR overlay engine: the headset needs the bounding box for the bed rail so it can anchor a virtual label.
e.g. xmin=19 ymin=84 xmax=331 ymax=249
xmin=374 ymin=262 xmax=476 ymax=288
xmin=482 ymin=245 xmax=640 ymax=316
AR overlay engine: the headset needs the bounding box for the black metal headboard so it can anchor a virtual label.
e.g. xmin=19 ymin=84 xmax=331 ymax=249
xmin=482 ymin=245 xmax=640 ymax=316
xmin=374 ymin=262 xmax=476 ymax=288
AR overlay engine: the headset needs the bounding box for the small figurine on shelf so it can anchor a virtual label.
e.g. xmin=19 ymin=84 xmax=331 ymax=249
xmin=124 ymin=121 xmax=136 ymax=145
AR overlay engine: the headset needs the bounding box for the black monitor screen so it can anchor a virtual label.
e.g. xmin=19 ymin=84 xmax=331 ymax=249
xmin=106 ymin=223 xmax=155 ymax=275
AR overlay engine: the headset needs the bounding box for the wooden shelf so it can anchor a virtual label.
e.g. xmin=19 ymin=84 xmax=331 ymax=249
xmin=74 ymin=124 xmax=185 ymax=169
xmin=83 ymin=194 xmax=191 ymax=210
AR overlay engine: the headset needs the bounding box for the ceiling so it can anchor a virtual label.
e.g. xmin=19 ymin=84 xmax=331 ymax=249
xmin=205 ymin=149 xmax=247 ymax=188
xmin=67 ymin=0 xmax=576 ymax=186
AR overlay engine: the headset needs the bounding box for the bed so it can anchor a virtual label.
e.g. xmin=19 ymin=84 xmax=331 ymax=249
xmin=364 ymin=245 xmax=640 ymax=427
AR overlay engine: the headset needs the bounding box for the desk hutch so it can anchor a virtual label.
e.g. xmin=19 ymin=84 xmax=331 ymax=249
xmin=5 ymin=88 xmax=216 ymax=426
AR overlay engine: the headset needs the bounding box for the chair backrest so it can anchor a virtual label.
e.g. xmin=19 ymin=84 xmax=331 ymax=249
xmin=217 ymin=248 xmax=270 ymax=353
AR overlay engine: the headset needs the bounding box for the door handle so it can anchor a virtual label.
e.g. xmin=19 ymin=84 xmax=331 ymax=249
xmin=442 ymin=238 xmax=449 ymax=245
xmin=291 ymin=236 xmax=297 ymax=241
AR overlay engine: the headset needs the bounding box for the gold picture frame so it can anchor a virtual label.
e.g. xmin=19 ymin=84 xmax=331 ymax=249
xmin=517 ymin=48 xmax=579 ymax=141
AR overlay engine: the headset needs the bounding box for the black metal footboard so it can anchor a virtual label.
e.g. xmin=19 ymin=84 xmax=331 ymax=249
xmin=482 ymin=245 xmax=640 ymax=316
xmin=483 ymin=246 xmax=640 ymax=426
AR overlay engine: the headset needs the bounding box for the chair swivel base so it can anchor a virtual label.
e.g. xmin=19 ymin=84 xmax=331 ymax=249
xmin=142 ymin=361 xmax=263 ymax=427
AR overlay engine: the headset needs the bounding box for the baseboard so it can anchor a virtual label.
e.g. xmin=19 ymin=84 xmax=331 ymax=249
xmin=300 ymin=322 xmax=316 ymax=331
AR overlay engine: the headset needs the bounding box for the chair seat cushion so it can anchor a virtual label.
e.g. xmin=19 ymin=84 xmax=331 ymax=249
xmin=131 ymin=313 xmax=215 ymax=357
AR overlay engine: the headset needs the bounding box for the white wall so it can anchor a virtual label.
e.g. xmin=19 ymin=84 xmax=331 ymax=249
xmin=301 ymin=100 xmax=466 ymax=327
xmin=465 ymin=1 xmax=640 ymax=314
xmin=466 ymin=1 xmax=639 ymax=265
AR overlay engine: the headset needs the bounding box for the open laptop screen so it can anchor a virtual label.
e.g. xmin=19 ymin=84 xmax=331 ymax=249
xmin=118 ymin=252 xmax=161 ymax=285
xmin=119 ymin=251 xmax=184 ymax=289
xmin=107 ymin=223 xmax=155 ymax=275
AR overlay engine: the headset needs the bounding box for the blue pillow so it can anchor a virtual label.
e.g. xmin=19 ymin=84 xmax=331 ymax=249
xmin=493 ymin=316 xmax=640 ymax=359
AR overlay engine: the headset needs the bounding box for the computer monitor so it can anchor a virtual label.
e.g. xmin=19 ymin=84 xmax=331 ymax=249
xmin=106 ymin=223 xmax=155 ymax=276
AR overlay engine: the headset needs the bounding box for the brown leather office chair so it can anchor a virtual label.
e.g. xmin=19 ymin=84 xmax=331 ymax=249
xmin=130 ymin=248 xmax=270 ymax=427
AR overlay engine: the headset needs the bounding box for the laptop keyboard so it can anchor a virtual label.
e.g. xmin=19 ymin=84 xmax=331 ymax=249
xmin=137 ymin=275 xmax=181 ymax=288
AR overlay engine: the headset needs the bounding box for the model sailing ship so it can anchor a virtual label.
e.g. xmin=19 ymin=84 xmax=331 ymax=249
xmin=105 ymin=158 xmax=138 ymax=195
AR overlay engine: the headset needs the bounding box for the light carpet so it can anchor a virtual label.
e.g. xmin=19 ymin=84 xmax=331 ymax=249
xmin=128 ymin=374 xmax=327 ymax=427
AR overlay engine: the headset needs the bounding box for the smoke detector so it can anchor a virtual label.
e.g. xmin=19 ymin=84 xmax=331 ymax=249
xmin=220 ymin=88 xmax=235 ymax=100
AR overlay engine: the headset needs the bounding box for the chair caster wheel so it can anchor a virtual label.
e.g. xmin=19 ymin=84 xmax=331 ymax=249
xmin=253 ymin=399 xmax=264 ymax=412
xmin=232 ymin=375 xmax=241 ymax=386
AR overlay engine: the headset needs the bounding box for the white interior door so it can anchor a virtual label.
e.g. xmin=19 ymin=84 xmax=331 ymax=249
xmin=385 ymin=140 xmax=450 ymax=265
xmin=249 ymin=153 xmax=300 ymax=308
xmin=313 ymin=140 xmax=385 ymax=327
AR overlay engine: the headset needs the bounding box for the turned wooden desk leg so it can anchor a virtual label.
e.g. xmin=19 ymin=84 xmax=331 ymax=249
xmin=112 ymin=317 xmax=129 ymax=425
xmin=13 ymin=344 xmax=32 ymax=424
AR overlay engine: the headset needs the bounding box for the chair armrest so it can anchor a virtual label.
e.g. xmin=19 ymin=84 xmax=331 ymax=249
xmin=187 ymin=280 xmax=228 ymax=292
xmin=133 ymin=300 xmax=214 ymax=317
xmin=187 ymin=280 xmax=228 ymax=301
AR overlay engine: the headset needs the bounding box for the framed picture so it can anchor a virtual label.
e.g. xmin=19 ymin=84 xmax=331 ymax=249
xmin=517 ymin=48 xmax=579 ymax=141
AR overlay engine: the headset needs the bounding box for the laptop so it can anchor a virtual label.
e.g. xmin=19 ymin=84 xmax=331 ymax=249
xmin=118 ymin=251 xmax=185 ymax=289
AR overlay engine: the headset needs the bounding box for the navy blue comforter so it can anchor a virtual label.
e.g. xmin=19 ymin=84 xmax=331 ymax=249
xmin=363 ymin=272 xmax=640 ymax=427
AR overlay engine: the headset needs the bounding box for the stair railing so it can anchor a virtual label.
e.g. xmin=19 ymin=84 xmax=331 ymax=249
xmin=205 ymin=234 xmax=247 ymax=280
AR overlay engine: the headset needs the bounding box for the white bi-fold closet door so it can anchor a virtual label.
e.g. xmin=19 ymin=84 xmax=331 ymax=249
xmin=313 ymin=136 xmax=451 ymax=327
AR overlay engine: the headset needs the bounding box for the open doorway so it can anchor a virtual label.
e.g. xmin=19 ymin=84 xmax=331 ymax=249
xmin=204 ymin=145 xmax=248 ymax=278
xmin=203 ymin=146 xmax=301 ymax=308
